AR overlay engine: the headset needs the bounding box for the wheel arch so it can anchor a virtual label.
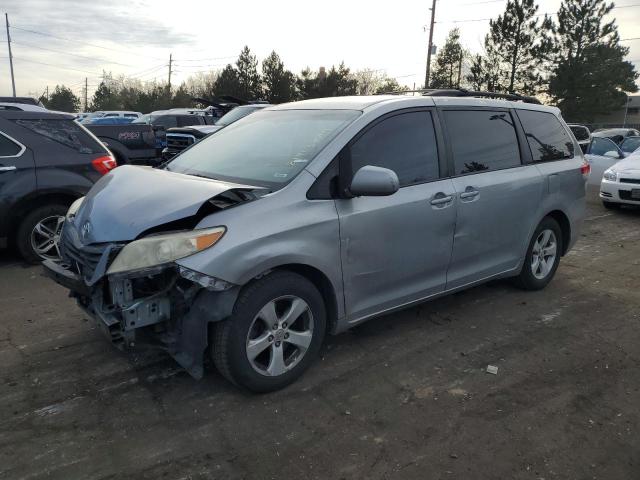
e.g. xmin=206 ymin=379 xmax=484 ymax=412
xmin=545 ymin=209 xmax=571 ymax=256
xmin=8 ymin=191 xmax=79 ymax=244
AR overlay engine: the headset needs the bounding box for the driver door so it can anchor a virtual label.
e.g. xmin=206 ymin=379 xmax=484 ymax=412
xmin=585 ymin=137 xmax=624 ymax=186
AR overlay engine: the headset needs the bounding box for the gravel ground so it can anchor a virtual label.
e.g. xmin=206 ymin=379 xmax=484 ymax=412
xmin=1 ymin=193 xmax=639 ymax=480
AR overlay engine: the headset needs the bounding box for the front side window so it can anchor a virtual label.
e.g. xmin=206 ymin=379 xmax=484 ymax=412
xmin=589 ymin=137 xmax=621 ymax=157
xmin=350 ymin=111 xmax=439 ymax=186
xmin=13 ymin=119 xmax=102 ymax=154
xmin=0 ymin=132 xmax=22 ymax=156
xmin=444 ymin=110 xmax=521 ymax=175
xmin=518 ymin=110 xmax=574 ymax=161
xmin=621 ymin=137 xmax=640 ymax=154
xmin=166 ymin=109 xmax=359 ymax=188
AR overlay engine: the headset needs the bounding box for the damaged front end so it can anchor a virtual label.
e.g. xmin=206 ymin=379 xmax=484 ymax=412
xmin=42 ymin=166 xmax=265 ymax=378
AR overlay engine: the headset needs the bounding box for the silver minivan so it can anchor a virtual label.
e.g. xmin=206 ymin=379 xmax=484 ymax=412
xmin=44 ymin=93 xmax=588 ymax=391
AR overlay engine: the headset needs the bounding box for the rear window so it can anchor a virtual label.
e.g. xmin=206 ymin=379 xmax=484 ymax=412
xmin=569 ymin=125 xmax=590 ymax=141
xmin=0 ymin=132 xmax=22 ymax=156
xmin=443 ymin=110 xmax=521 ymax=175
xmin=14 ymin=119 xmax=103 ymax=154
xmin=518 ymin=110 xmax=574 ymax=161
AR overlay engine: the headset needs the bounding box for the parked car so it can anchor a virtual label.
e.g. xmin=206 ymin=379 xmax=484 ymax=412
xmin=0 ymin=109 xmax=116 ymax=263
xmin=619 ymin=136 xmax=640 ymax=156
xmin=0 ymin=102 xmax=48 ymax=112
xmin=81 ymin=111 xmax=142 ymax=124
xmin=84 ymin=122 xmax=158 ymax=166
xmin=584 ymin=136 xmax=626 ymax=186
xmin=75 ymin=112 xmax=90 ymax=122
xmin=162 ymin=104 xmax=270 ymax=160
xmin=44 ymin=94 xmax=587 ymax=392
xmin=600 ymin=153 xmax=640 ymax=208
xmin=567 ymin=124 xmax=591 ymax=153
xmin=592 ymin=128 xmax=640 ymax=146
xmin=0 ymin=96 xmax=44 ymax=107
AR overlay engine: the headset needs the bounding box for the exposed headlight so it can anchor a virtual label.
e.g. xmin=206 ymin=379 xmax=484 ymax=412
xmin=107 ymin=227 xmax=225 ymax=275
xmin=603 ymin=169 xmax=618 ymax=182
xmin=66 ymin=196 xmax=85 ymax=221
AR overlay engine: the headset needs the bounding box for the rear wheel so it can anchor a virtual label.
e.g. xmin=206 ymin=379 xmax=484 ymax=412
xmin=513 ymin=217 xmax=563 ymax=291
xmin=16 ymin=204 xmax=68 ymax=264
xmin=212 ymin=271 xmax=326 ymax=392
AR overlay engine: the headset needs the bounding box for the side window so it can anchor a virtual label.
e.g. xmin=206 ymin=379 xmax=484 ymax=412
xmin=153 ymin=116 xmax=178 ymax=128
xmin=589 ymin=137 xmax=621 ymax=157
xmin=0 ymin=132 xmax=22 ymax=156
xmin=349 ymin=111 xmax=439 ymax=187
xmin=103 ymin=113 xmax=119 ymax=118
xmin=13 ymin=119 xmax=102 ymax=154
xmin=517 ymin=110 xmax=574 ymax=161
xmin=177 ymin=115 xmax=199 ymax=127
xmin=444 ymin=110 xmax=521 ymax=175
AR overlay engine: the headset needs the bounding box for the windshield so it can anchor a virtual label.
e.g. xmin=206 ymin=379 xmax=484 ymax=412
xmin=621 ymin=136 xmax=640 ymax=154
xmin=166 ymin=109 xmax=360 ymax=188
xmin=217 ymin=106 xmax=263 ymax=126
xmin=569 ymin=126 xmax=590 ymax=141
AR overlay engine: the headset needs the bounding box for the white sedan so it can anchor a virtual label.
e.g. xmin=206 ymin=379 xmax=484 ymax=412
xmin=600 ymin=154 xmax=640 ymax=208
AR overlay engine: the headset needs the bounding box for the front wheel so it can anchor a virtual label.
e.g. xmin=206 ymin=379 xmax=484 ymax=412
xmin=212 ymin=271 xmax=326 ymax=392
xmin=513 ymin=217 xmax=563 ymax=291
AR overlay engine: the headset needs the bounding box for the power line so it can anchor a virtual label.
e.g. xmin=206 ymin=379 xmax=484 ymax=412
xmin=10 ymin=39 xmax=135 ymax=67
xmin=9 ymin=24 xmax=166 ymax=61
xmin=11 ymin=56 xmax=102 ymax=75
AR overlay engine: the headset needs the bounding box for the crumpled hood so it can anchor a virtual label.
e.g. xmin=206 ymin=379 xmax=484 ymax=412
xmin=71 ymin=165 xmax=259 ymax=244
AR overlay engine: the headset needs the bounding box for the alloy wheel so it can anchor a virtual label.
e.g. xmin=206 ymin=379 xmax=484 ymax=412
xmin=531 ymin=229 xmax=557 ymax=280
xmin=245 ymin=295 xmax=314 ymax=377
xmin=30 ymin=215 xmax=65 ymax=261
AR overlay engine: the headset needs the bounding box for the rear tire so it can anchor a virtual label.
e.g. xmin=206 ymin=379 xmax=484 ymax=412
xmin=212 ymin=271 xmax=326 ymax=392
xmin=16 ymin=204 xmax=68 ymax=264
xmin=513 ymin=217 xmax=563 ymax=291
xmin=602 ymin=200 xmax=620 ymax=210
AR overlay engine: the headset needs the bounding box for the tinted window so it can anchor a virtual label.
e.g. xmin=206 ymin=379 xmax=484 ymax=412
xmin=177 ymin=115 xmax=202 ymax=127
xmin=444 ymin=110 xmax=520 ymax=174
xmin=124 ymin=113 xmax=139 ymax=118
xmin=350 ymin=111 xmax=439 ymax=186
xmin=518 ymin=110 xmax=574 ymax=161
xmin=569 ymin=125 xmax=590 ymax=141
xmin=14 ymin=119 xmax=102 ymax=153
xmin=153 ymin=115 xmax=178 ymax=128
xmin=590 ymin=137 xmax=621 ymax=157
xmin=0 ymin=133 xmax=22 ymax=156
xmin=166 ymin=110 xmax=359 ymax=188
xmin=621 ymin=137 xmax=640 ymax=154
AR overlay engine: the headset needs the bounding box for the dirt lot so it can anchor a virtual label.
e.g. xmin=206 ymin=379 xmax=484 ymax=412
xmin=1 ymin=194 xmax=639 ymax=480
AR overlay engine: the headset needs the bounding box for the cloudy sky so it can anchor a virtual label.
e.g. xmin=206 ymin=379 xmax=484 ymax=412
xmin=1 ymin=0 xmax=639 ymax=101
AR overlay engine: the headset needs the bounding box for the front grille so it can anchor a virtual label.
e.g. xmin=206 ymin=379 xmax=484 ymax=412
xmin=60 ymin=226 xmax=117 ymax=282
xmin=619 ymin=178 xmax=640 ymax=184
xmin=618 ymin=190 xmax=640 ymax=201
xmin=166 ymin=133 xmax=195 ymax=152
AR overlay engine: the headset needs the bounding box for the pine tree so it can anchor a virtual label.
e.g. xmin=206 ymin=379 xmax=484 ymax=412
xmin=262 ymin=51 xmax=297 ymax=103
xmin=431 ymin=29 xmax=465 ymax=89
xmin=43 ymin=85 xmax=80 ymax=112
xmin=484 ymin=0 xmax=549 ymax=94
xmin=235 ymin=46 xmax=262 ymax=100
xmin=213 ymin=64 xmax=243 ymax=98
xmin=548 ymin=0 xmax=638 ymax=121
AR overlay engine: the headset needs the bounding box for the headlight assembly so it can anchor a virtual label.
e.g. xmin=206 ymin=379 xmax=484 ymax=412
xmin=107 ymin=227 xmax=225 ymax=275
xmin=603 ymin=169 xmax=618 ymax=182
xmin=66 ymin=196 xmax=85 ymax=221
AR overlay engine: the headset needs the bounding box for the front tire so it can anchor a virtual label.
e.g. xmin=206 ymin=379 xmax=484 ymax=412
xmin=212 ymin=271 xmax=326 ymax=392
xmin=513 ymin=217 xmax=563 ymax=291
xmin=16 ymin=204 xmax=68 ymax=264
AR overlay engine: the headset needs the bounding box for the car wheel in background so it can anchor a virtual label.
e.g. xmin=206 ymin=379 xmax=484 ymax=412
xmin=513 ymin=216 xmax=563 ymax=291
xmin=212 ymin=271 xmax=326 ymax=392
xmin=16 ymin=204 xmax=68 ymax=264
xmin=602 ymin=200 xmax=620 ymax=210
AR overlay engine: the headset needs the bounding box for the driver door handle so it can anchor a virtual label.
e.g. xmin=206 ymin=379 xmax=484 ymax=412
xmin=430 ymin=194 xmax=453 ymax=206
xmin=0 ymin=166 xmax=16 ymax=172
xmin=460 ymin=189 xmax=479 ymax=200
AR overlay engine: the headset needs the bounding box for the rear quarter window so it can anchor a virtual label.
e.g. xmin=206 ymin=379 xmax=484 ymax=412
xmin=0 ymin=132 xmax=22 ymax=156
xmin=517 ymin=110 xmax=574 ymax=161
xmin=14 ymin=118 xmax=104 ymax=154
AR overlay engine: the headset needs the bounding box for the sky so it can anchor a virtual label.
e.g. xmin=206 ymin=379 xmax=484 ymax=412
xmin=1 ymin=0 xmax=639 ymax=101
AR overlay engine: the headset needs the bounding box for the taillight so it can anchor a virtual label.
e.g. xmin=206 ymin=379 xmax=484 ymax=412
xmin=581 ymin=159 xmax=591 ymax=179
xmin=92 ymin=155 xmax=117 ymax=175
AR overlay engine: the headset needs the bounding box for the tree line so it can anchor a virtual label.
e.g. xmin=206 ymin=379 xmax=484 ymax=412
xmin=41 ymin=0 xmax=637 ymax=123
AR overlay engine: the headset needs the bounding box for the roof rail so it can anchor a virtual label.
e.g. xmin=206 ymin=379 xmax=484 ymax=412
xmin=380 ymin=88 xmax=542 ymax=105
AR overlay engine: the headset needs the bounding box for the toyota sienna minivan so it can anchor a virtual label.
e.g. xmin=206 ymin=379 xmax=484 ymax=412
xmin=44 ymin=92 xmax=588 ymax=392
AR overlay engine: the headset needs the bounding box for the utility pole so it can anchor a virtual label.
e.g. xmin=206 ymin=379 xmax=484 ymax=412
xmin=5 ymin=13 xmax=16 ymax=97
xmin=168 ymin=53 xmax=173 ymax=94
xmin=84 ymin=77 xmax=88 ymax=111
xmin=424 ymin=0 xmax=437 ymax=89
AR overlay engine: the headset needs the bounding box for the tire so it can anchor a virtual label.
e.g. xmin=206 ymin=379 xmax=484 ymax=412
xmin=16 ymin=204 xmax=68 ymax=264
xmin=212 ymin=271 xmax=326 ymax=392
xmin=602 ymin=200 xmax=620 ymax=210
xmin=513 ymin=217 xmax=563 ymax=291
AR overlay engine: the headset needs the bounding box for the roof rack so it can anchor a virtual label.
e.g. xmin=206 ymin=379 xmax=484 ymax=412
xmin=381 ymin=88 xmax=542 ymax=105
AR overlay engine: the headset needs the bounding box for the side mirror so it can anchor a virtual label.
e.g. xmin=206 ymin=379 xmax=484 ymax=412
xmin=604 ymin=150 xmax=622 ymax=159
xmin=349 ymin=165 xmax=399 ymax=197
